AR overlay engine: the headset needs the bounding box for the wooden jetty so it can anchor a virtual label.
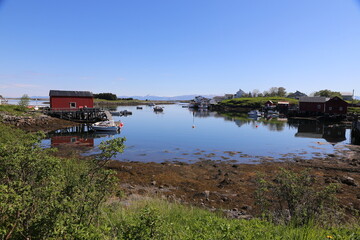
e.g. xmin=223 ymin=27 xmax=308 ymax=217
xmin=46 ymin=108 xmax=109 ymax=123
xmin=351 ymin=115 xmax=360 ymax=145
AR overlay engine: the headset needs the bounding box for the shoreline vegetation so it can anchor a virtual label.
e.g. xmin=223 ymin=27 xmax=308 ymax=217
xmin=1 ymin=123 xmax=359 ymax=239
xmin=1 ymin=102 xmax=360 ymax=238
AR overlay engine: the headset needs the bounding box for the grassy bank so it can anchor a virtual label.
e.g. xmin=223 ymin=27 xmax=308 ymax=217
xmin=219 ymin=97 xmax=298 ymax=109
xmin=102 ymin=197 xmax=359 ymax=239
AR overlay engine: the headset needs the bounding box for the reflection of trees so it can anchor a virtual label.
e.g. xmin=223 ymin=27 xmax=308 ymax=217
xmin=189 ymin=109 xmax=215 ymax=118
xmin=216 ymin=112 xmax=287 ymax=131
xmin=261 ymin=121 xmax=285 ymax=131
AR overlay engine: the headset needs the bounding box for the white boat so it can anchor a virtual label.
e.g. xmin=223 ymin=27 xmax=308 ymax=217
xmin=92 ymin=120 xmax=122 ymax=131
xmin=248 ymin=110 xmax=262 ymax=117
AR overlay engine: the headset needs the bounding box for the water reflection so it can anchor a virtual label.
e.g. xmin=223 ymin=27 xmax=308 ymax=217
xmin=291 ymin=120 xmax=346 ymax=144
xmin=42 ymin=105 xmax=352 ymax=163
xmin=211 ymin=111 xmax=289 ymax=132
xmin=48 ymin=125 xmax=119 ymax=147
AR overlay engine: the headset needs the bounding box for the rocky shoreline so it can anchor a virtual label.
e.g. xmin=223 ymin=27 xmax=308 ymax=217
xmin=0 ymin=112 xmax=79 ymax=132
xmin=107 ymin=143 xmax=360 ymax=219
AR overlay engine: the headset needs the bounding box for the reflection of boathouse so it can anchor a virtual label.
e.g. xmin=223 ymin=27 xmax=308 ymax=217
xmin=48 ymin=124 xmax=118 ymax=147
xmin=295 ymin=121 xmax=346 ymax=144
xmin=51 ymin=136 xmax=94 ymax=147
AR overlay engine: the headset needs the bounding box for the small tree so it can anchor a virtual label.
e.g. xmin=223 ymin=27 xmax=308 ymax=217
xmin=314 ymin=89 xmax=341 ymax=98
xmin=18 ymin=94 xmax=30 ymax=108
xmin=277 ymin=87 xmax=287 ymax=97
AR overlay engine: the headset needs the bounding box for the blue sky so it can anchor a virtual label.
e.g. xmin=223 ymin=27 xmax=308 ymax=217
xmin=0 ymin=0 xmax=359 ymax=98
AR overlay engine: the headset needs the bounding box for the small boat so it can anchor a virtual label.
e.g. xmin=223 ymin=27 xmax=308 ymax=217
xmin=248 ymin=110 xmax=262 ymax=117
xmin=267 ymin=110 xmax=279 ymax=118
xmin=153 ymin=106 xmax=164 ymax=112
xmin=120 ymin=110 xmax=132 ymax=116
xmin=110 ymin=111 xmax=121 ymax=116
xmin=136 ymin=106 xmax=143 ymax=109
xmin=92 ymin=120 xmax=122 ymax=131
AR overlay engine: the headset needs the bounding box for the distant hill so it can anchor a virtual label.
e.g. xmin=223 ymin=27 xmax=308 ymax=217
xmin=30 ymin=96 xmax=49 ymax=99
xmin=118 ymin=95 xmax=216 ymax=101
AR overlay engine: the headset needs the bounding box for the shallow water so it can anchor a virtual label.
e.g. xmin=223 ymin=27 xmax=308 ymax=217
xmin=43 ymin=104 xmax=351 ymax=163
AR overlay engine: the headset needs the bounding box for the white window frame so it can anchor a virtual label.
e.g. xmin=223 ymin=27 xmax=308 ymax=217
xmin=70 ymin=102 xmax=76 ymax=108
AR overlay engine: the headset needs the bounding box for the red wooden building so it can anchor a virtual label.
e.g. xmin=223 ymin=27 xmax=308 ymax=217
xmin=49 ymin=90 xmax=94 ymax=110
xmin=299 ymin=96 xmax=348 ymax=115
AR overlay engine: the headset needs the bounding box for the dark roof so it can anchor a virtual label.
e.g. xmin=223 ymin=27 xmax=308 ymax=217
xmin=49 ymin=90 xmax=93 ymax=97
xmin=299 ymin=97 xmax=329 ymax=103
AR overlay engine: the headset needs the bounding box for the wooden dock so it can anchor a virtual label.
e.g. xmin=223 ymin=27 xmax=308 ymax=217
xmin=46 ymin=108 xmax=109 ymax=123
xmin=351 ymin=116 xmax=360 ymax=145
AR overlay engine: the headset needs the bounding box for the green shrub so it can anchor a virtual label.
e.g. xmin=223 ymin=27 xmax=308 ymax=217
xmin=255 ymin=168 xmax=341 ymax=226
xmin=0 ymin=124 xmax=125 ymax=239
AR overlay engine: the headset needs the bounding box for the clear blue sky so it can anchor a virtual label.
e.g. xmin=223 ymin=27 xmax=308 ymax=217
xmin=1 ymin=0 xmax=359 ymax=98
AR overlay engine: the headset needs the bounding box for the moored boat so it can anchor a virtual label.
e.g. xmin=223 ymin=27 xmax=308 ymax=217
xmin=91 ymin=120 xmax=123 ymax=131
xmin=153 ymin=106 xmax=164 ymax=112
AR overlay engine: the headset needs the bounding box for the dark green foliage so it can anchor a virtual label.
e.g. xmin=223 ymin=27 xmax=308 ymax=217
xmin=94 ymin=92 xmax=118 ymax=100
xmin=118 ymin=98 xmax=134 ymax=101
xmin=255 ymin=168 xmax=341 ymax=226
xmin=314 ymin=89 xmax=342 ymax=98
xmin=0 ymin=124 xmax=125 ymax=239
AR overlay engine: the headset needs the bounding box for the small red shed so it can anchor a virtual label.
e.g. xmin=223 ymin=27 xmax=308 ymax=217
xmin=49 ymin=90 xmax=94 ymax=110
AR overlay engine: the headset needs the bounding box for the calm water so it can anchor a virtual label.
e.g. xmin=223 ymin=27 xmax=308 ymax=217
xmin=43 ymin=104 xmax=351 ymax=163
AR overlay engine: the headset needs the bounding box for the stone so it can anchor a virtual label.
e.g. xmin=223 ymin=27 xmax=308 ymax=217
xmin=341 ymin=176 xmax=358 ymax=186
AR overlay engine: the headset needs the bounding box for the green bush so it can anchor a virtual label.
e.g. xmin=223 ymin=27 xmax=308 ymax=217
xmin=255 ymin=168 xmax=341 ymax=226
xmin=0 ymin=124 xmax=125 ymax=239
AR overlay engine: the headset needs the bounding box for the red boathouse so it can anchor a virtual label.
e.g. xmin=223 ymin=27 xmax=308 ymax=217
xmin=299 ymin=96 xmax=348 ymax=115
xmin=49 ymin=90 xmax=94 ymax=110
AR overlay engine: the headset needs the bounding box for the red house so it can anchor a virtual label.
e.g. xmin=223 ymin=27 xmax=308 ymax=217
xmin=49 ymin=90 xmax=94 ymax=110
xmin=299 ymin=96 xmax=348 ymax=115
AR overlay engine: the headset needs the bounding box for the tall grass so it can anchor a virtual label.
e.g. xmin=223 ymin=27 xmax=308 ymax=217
xmin=0 ymin=104 xmax=28 ymax=115
xmin=101 ymin=197 xmax=360 ymax=239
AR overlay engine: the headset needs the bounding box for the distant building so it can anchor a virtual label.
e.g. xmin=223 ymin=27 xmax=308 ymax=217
xmin=299 ymin=96 xmax=348 ymax=115
xmin=265 ymin=100 xmax=275 ymax=107
xmin=49 ymin=90 xmax=94 ymax=110
xmin=277 ymin=101 xmax=290 ymax=113
xmin=341 ymin=92 xmax=353 ymax=101
xmin=287 ymin=90 xmax=307 ymax=99
xmin=210 ymin=96 xmax=226 ymax=104
xmin=224 ymin=94 xmax=234 ymax=100
xmin=234 ymin=89 xmax=246 ymax=98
